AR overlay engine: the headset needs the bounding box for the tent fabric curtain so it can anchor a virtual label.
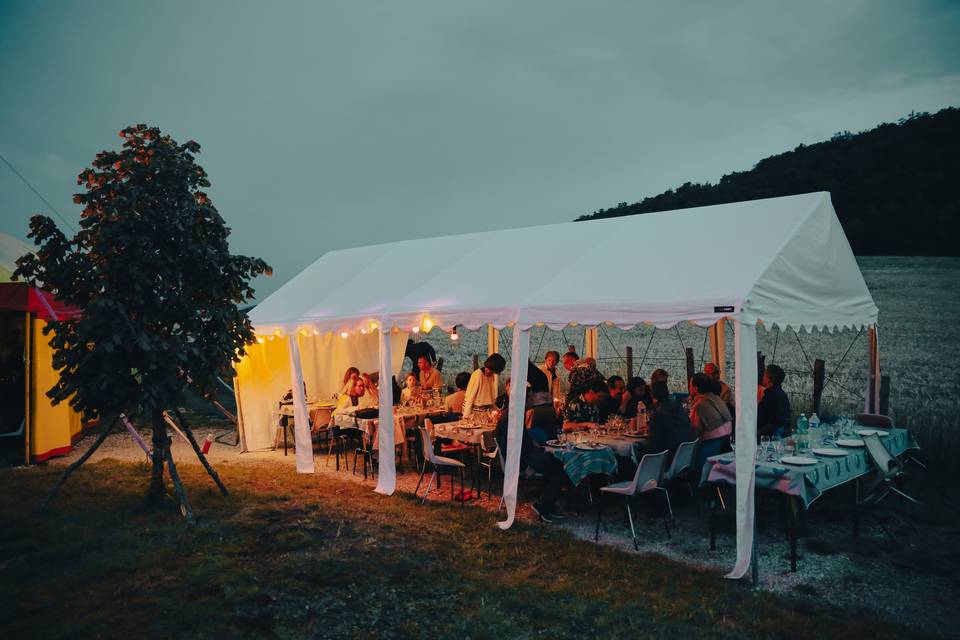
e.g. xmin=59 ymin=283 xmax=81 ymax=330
xmin=29 ymin=317 xmax=85 ymax=462
xmin=287 ymin=335 xmax=315 ymax=474
xmin=497 ymin=325 xmax=530 ymax=530
xmin=375 ymin=328 xmax=396 ymax=495
xmin=728 ymin=318 xmax=758 ymax=579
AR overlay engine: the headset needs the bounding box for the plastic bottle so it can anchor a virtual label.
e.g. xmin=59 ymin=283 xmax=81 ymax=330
xmin=808 ymin=412 xmax=820 ymax=431
xmin=796 ymin=413 xmax=808 ymax=434
xmin=637 ymin=401 xmax=647 ymax=430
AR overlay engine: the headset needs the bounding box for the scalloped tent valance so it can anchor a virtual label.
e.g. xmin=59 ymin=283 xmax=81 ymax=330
xmin=250 ymin=192 xmax=877 ymax=335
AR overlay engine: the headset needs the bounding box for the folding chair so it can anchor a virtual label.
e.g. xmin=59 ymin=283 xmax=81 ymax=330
xmin=596 ymin=450 xmax=672 ymax=548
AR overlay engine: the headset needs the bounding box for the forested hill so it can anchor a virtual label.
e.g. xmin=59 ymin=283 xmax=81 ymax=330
xmin=577 ymin=108 xmax=959 ymax=256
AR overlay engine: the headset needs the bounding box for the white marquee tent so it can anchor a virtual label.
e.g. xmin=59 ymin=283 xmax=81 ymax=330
xmin=237 ymin=191 xmax=878 ymax=579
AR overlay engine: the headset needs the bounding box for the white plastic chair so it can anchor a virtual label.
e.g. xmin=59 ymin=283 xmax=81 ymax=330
xmin=664 ymin=439 xmax=698 ymax=483
xmin=414 ymin=423 xmax=466 ymax=506
xmin=596 ymin=450 xmax=672 ymax=548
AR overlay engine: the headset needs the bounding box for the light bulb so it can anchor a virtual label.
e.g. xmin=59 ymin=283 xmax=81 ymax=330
xmin=411 ymin=326 xmax=420 ymax=334
xmin=422 ymin=317 xmax=434 ymax=332
xmin=340 ymin=331 xmax=349 ymax=339
xmin=256 ymin=337 xmax=265 ymax=344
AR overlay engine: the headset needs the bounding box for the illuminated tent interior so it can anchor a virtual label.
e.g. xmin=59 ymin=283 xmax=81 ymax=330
xmin=0 ymin=232 xmax=84 ymax=463
xmin=234 ymin=192 xmax=878 ymax=579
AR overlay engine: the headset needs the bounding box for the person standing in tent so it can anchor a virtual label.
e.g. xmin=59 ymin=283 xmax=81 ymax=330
xmin=404 ymin=339 xmax=436 ymax=371
xmin=417 ymin=355 xmax=442 ymax=390
xmin=462 ymin=354 xmax=505 ymax=418
xmin=539 ymin=351 xmax=562 ymax=402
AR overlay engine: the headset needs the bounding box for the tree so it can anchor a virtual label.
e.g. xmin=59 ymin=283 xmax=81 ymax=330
xmin=16 ymin=124 xmax=271 ymax=515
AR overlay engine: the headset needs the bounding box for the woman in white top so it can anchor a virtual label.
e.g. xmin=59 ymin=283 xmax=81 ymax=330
xmin=334 ymin=377 xmax=376 ymax=415
xmin=463 ymin=354 xmax=506 ymax=417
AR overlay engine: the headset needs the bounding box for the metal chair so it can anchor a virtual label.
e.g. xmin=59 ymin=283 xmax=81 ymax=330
xmin=596 ymin=450 xmax=672 ymax=549
xmin=859 ymin=432 xmax=922 ymax=542
xmin=856 ymin=413 xmax=925 ymax=469
xmin=478 ymin=429 xmax=499 ymax=500
xmin=414 ymin=424 xmax=466 ymax=506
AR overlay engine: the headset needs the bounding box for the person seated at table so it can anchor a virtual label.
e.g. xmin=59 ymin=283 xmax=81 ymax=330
xmin=399 ymin=371 xmax=420 ymax=404
xmin=566 ymin=358 xmax=605 ymax=401
xmin=644 ymin=381 xmax=694 ymax=461
xmin=689 ymin=373 xmax=732 ymax=440
xmin=417 ymin=355 xmax=442 ymax=390
xmin=599 ymin=375 xmax=626 ymax=423
xmin=361 ymin=372 xmax=379 ymax=401
xmin=333 ymin=377 xmax=375 ymax=415
xmin=495 ymin=392 xmax=571 ymax=523
xmin=463 ymin=354 xmax=506 ymax=418
xmin=621 ymin=377 xmax=652 ymax=418
xmin=703 ymin=362 xmax=732 ymax=405
xmin=562 ymin=378 xmax=607 ymax=433
xmin=444 ymin=372 xmax=470 ymax=414
xmin=340 ymin=367 xmax=360 ymax=395
xmin=539 ymin=351 xmax=562 ymax=402
xmin=650 ymin=368 xmax=669 ymax=387
xmin=757 ymin=364 xmax=791 ymax=438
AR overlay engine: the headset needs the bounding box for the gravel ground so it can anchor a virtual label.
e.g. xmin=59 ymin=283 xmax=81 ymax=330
xmin=48 ymin=424 xmax=959 ymax=638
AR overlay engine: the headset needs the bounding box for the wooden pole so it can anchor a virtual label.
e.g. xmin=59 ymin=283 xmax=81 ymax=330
xmin=812 ymin=358 xmax=825 ymax=414
xmin=685 ymin=347 xmax=695 ymax=383
xmin=472 ymin=354 xmax=479 ymax=371
xmin=23 ymin=312 xmax=31 ymax=466
xmin=625 ymin=346 xmax=633 ymax=380
xmin=584 ymin=327 xmax=598 ymax=359
xmin=487 ymin=325 xmax=499 ymax=356
xmin=879 ymin=375 xmax=890 ymax=416
xmin=757 ymin=352 xmax=765 ymax=385
xmin=708 ymin=322 xmax=720 ymax=370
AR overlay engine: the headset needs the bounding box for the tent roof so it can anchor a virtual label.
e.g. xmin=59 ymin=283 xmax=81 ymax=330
xmin=250 ymin=192 xmax=877 ymax=334
xmin=0 ymin=232 xmax=81 ymax=320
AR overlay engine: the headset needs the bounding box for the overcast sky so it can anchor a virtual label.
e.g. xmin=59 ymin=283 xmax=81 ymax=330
xmin=1 ymin=1 xmax=958 ymax=300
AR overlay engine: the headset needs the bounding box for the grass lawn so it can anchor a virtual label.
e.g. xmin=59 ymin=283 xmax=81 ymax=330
xmin=0 ymin=460 xmax=929 ymax=639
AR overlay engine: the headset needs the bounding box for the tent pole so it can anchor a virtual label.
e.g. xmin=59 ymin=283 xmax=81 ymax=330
xmin=375 ymin=325 xmax=396 ymax=496
xmin=726 ymin=317 xmax=758 ymax=580
xmin=584 ymin=327 xmax=598 ymax=359
xmin=487 ymin=325 xmax=499 ymax=355
xmin=866 ymin=326 xmax=879 ymax=414
xmin=24 ymin=312 xmax=31 ymax=466
xmin=497 ymin=325 xmax=530 ymax=530
xmin=286 ymin=333 xmax=315 ymax=474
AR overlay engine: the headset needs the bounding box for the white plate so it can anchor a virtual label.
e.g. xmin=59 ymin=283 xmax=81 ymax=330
xmin=575 ymin=443 xmax=606 ymax=451
xmin=836 ymin=438 xmax=865 ymax=448
xmin=545 ymin=440 xmax=564 ymax=447
xmin=856 ymin=429 xmax=889 ymax=437
xmin=812 ymin=447 xmax=848 ymax=457
xmin=623 ymin=433 xmax=645 ymax=438
xmin=780 ymin=456 xmax=818 ymax=466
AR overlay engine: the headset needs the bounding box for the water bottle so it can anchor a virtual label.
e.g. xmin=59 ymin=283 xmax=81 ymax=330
xmin=796 ymin=413 xmax=808 ymax=435
xmin=808 ymin=412 xmax=820 ymax=431
xmin=637 ymin=401 xmax=647 ymax=430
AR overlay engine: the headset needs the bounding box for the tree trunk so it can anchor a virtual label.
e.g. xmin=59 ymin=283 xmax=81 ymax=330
xmin=38 ymin=414 xmax=117 ymax=513
xmin=147 ymin=409 xmax=168 ymax=502
xmin=173 ymin=408 xmax=229 ymax=496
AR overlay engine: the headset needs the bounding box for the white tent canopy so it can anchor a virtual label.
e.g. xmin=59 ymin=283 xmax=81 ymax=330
xmin=241 ymin=191 xmax=877 ymax=579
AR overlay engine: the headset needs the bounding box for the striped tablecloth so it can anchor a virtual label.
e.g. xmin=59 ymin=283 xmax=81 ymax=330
xmin=546 ymin=443 xmax=618 ymax=486
xmin=700 ymin=428 xmax=916 ymax=507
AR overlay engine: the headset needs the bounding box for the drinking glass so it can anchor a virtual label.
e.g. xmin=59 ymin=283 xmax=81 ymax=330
xmin=761 ymin=436 xmax=772 ymax=460
xmin=729 ymin=433 xmax=736 ymax=453
xmin=774 ymin=437 xmax=785 ymax=459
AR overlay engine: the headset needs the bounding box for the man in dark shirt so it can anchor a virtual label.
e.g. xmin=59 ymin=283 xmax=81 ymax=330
xmin=643 ymin=381 xmax=694 ymax=462
xmin=757 ymin=364 xmax=791 ymax=438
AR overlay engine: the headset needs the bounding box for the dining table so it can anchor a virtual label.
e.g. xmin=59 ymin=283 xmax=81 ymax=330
xmin=700 ymin=425 xmax=918 ymax=571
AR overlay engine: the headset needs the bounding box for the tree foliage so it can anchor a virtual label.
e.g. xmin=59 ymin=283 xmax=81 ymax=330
xmin=15 ymin=124 xmax=271 ymax=420
xmin=577 ymin=108 xmax=960 ymax=256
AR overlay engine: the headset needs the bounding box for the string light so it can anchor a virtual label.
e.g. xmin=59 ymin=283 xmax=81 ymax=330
xmin=369 ymin=321 xmax=378 ymax=331
xmin=313 ymin=329 xmax=320 ymax=336
xmin=256 ymin=337 xmax=265 ymax=344
xmin=411 ymin=326 xmax=420 ymax=334
xmin=340 ymin=331 xmax=349 ymax=339
xmin=451 ymin=326 xmax=459 ymax=341
xmin=422 ymin=317 xmax=434 ymax=332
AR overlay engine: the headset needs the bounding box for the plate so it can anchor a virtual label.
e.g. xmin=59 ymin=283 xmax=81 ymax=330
xmin=545 ymin=439 xmax=564 ymax=447
xmin=812 ymin=447 xmax=848 ymax=457
xmin=836 ymin=438 xmax=865 ymax=448
xmin=856 ymin=429 xmax=888 ymax=437
xmin=623 ymin=433 xmax=645 ymax=439
xmin=575 ymin=443 xmax=606 ymax=451
xmin=780 ymin=456 xmax=818 ymax=466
